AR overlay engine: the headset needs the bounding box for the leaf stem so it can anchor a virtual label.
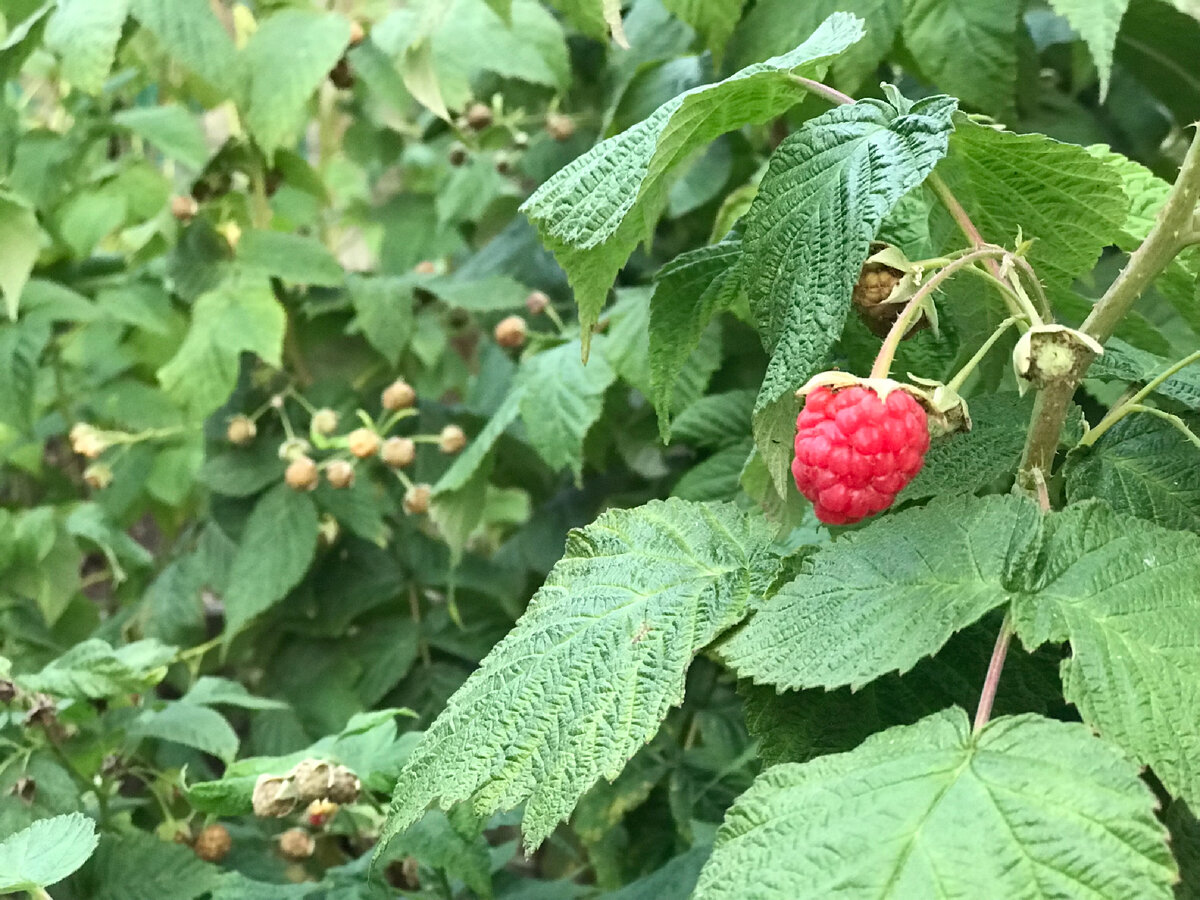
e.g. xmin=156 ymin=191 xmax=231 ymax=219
xmin=1078 ymin=349 xmax=1200 ymax=447
xmin=973 ymin=612 xmax=1013 ymax=734
xmin=945 ymin=316 xmax=1021 ymax=393
xmin=788 ymin=75 xmax=853 ymax=106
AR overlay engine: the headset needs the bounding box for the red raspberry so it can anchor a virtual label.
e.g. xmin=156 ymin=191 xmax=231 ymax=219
xmin=792 ymin=385 xmax=929 ymax=525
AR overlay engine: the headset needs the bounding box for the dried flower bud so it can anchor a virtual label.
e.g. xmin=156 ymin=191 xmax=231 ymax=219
xmin=325 ymin=459 xmax=355 ymax=489
xmin=279 ymin=827 xmax=316 ymax=861
xmin=70 ymin=423 xmax=107 ymax=459
xmin=347 ymin=428 xmax=380 ymax=459
xmin=227 ymin=414 xmax=257 ymax=445
xmin=545 ymin=113 xmax=576 ymax=141
xmin=170 ymin=195 xmax=199 ymax=221
xmin=252 ymin=774 xmax=298 ymax=818
xmin=381 ymin=436 xmax=416 ymax=468
xmin=311 ymin=408 xmax=339 ymax=436
xmin=494 ymin=315 xmax=527 ymax=349
xmin=193 ymin=824 xmax=232 ymax=863
xmin=525 ymin=290 xmax=550 ymax=316
xmin=403 ymin=483 xmax=432 ymax=515
xmin=290 ymin=760 xmax=360 ymax=805
xmin=278 ymin=436 xmax=313 ymax=461
xmin=465 ymin=102 xmax=493 ymax=130
xmin=83 ymin=463 xmax=113 ymax=490
xmin=348 ymin=20 xmax=366 ymax=46
xmin=285 ymin=456 xmax=320 ymax=492
xmin=381 ymin=379 xmax=417 ymax=411
xmin=438 ymin=424 xmax=467 ymax=454
xmin=0 ymin=680 xmax=16 ymax=704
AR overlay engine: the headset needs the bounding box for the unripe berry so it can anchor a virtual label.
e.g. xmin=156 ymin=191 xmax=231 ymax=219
xmin=170 ymin=195 xmax=199 ymax=221
xmin=227 ymin=414 xmax=257 ymax=446
xmin=438 ymin=424 xmax=467 ymax=454
xmin=83 ymin=462 xmax=113 ymax=490
xmin=403 ymin=484 xmax=432 ymax=515
xmin=305 ymin=798 xmax=339 ymax=828
xmin=279 ymin=827 xmax=316 ymax=861
xmin=381 ymin=379 xmax=416 ymax=411
xmin=465 ymin=102 xmax=493 ymax=130
xmin=193 ymin=824 xmax=232 ymax=863
xmin=494 ymin=315 xmax=527 ymax=349
xmin=285 ymin=456 xmax=319 ymax=492
xmin=545 ymin=112 xmax=576 ymax=141
xmin=525 ymin=290 xmax=550 ymax=316
xmin=311 ymin=408 xmax=339 ymax=436
xmin=381 ymin=436 xmax=416 ymax=468
xmin=347 ymin=428 xmax=380 ymax=459
xmin=325 ymin=459 xmax=355 ymax=489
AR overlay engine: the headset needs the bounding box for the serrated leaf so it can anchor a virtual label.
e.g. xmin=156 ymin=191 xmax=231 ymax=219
xmin=662 ymin=0 xmax=748 ymax=58
xmin=67 ymin=832 xmax=224 ymax=900
xmin=516 ymin=338 xmax=616 ymax=479
xmin=345 ymin=275 xmax=416 ymax=365
xmin=1115 ymin=0 xmax=1200 ymax=125
xmin=237 ymin=230 xmax=344 ymax=287
xmin=521 ymin=13 xmax=866 ymax=354
xmin=44 ymin=0 xmax=130 ymax=94
xmin=157 ymin=275 xmax=286 ymax=419
xmin=673 ymin=440 xmax=753 ymax=501
xmin=0 ymin=813 xmax=99 ymax=893
xmin=240 ymin=10 xmax=351 ymax=156
xmin=1012 ymin=501 xmax=1200 ymax=808
xmin=902 ymin=0 xmax=1021 ymax=114
xmin=1065 ymin=414 xmax=1200 ymax=532
xmin=650 ymin=239 xmax=743 ymax=437
xmin=1048 ymin=0 xmax=1131 ymax=97
xmin=746 ymin=93 xmax=956 ymax=493
xmin=113 ymin=105 xmax=211 ymax=171
xmin=380 ymin=499 xmax=773 ymax=852
xmin=694 ymin=709 xmax=1175 ymax=899
xmin=0 ymin=195 xmax=40 ymax=320
xmin=670 ymin=389 xmax=756 ymax=449
xmin=434 ymin=387 xmax=524 ymax=495
xmin=182 ymin=675 xmax=289 ymax=710
xmin=223 ymin=483 xmax=320 ymax=634
xmin=1092 ymin=337 xmax=1200 ymax=410
xmin=382 ymin=810 xmax=493 ymax=898
xmin=722 ymin=494 xmax=1040 ymax=690
xmin=130 ymin=701 xmax=239 ymax=762
xmin=17 ymin=638 xmax=176 ymax=700
xmin=129 ymin=0 xmax=240 ymax=99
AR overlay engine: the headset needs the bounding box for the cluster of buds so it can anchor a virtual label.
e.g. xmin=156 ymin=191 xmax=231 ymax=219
xmin=252 ymin=759 xmax=360 ymax=819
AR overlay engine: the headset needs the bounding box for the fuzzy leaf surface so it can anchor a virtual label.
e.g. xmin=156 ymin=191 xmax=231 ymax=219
xmin=0 ymin=813 xmax=99 ymax=893
xmin=1012 ymin=501 xmax=1200 ymax=808
xmin=1091 ymin=338 xmax=1200 ymax=410
xmin=694 ymin=709 xmax=1176 ymax=899
xmin=1048 ymin=0 xmax=1131 ymax=96
xmin=521 ymin=13 xmax=866 ymax=353
xmin=721 ymin=494 xmax=1040 ymax=690
xmin=44 ymin=0 xmax=131 ymax=94
xmin=128 ymin=0 xmax=240 ymax=98
xmin=380 ymin=499 xmax=773 ymax=852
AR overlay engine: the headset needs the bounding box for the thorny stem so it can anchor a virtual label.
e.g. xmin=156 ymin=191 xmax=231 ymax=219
xmin=1018 ymin=125 xmax=1200 ymax=490
xmin=1079 ymin=349 xmax=1200 ymax=447
xmin=973 ymin=613 xmax=1013 ymax=734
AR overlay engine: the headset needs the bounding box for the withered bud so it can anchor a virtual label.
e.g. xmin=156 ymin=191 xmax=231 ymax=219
xmin=382 ymin=379 xmax=417 ymax=411
xmin=325 ymin=459 xmax=355 ymax=489
xmin=438 ymin=424 xmax=467 ymax=454
xmin=279 ymin=827 xmax=316 ymax=860
xmin=227 ymin=414 xmax=257 ymax=445
xmin=381 ymin=436 xmax=416 ymax=468
xmin=347 ymin=428 xmax=380 ymax=459
xmin=403 ymin=484 xmax=432 ymax=515
xmin=494 ymin=315 xmax=527 ymax=349
xmin=285 ymin=456 xmax=320 ymax=492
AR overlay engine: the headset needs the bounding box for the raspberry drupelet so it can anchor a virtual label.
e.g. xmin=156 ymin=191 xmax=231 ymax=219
xmin=792 ymin=384 xmax=930 ymax=525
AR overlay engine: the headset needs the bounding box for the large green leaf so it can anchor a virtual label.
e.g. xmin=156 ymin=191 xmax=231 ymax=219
xmin=0 ymin=813 xmax=99 ymax=894
xmin=129 ymin=0 xmax=240 ymax=99
xmin=44 ymin=0 xmax=130 ymax=93
xmin=521 ymin=12 xmax=866 ymax=355
xmin=130 ymin=701 xmax=239 ymax=762
xmin=112 ymin=105 xmax=211 ymax=171
xmin=239 ymin=10 xmax=351 ymax=156
xmin=345 ymin=275 xmax=417 ymax=365
xmin=17 ymin=639 xmax=176 ymax=700
xmin=1115 ymin=0 xmax=1200 ymax=125
xmin=1048 ymin=0 xmax=1131 ymax=96
xmin=380 ymin=499 xmax=773 ymax=852
xmin=1065 ymin=414 xmax=1200 ymax=532
xmin=902 ymin=0 xmax=1021 ymax=115
xmin=1091 ymin=338 xmax=1200 ymax=410
xmin=0 ymin=195 xmax=40 ymax=320
xmin=661 ymin=0 xmax=748 ymax=58
xmin=745 ymin=93 xmax=956 ymax=492
xmin=694 ymin=709 xmax=1175 ymax=899
xmin=65 ymin=832 xmax=224 ymax=900
xmin=156 ymin=275 xmax=286 ymax=419
xmin=721 ymin=494 xmax=1040 ymax=690
xmin=237 ymin=230 xmax=344 ymax=287
xmin=223 ymin=483 xmax=320 ymax=634
xmin=1012 ymin=501 xmax=1200 ymax=808
xmin=515 ymin=338 xmax=616 ymax=480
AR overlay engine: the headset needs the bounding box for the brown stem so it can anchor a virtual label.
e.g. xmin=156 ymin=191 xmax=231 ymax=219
xmin=973 ymin=613 xmax=1013 ymax=733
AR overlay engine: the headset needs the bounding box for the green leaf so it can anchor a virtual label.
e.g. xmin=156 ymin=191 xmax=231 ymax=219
xmin=515 ymin=338 xmax=616 ymax=479
xmin=746 ymin=93 xmax=955 ymax=493
xmin=112 ymin=105 xmax=211 ymax=171
xmin=722 ymin=494 xmax=1041 ymax=690
xmin=129 ymin=0 xmax=240 ymax=99
xmin=0 ymin=4 xmax=54 ymax=84
xmin=131 ymin=701 xmax=239 ymax=762
xmin=661 ymin=0 xmax=748 ymax=58
xmin=44 ymin=0 xmax=130 ymax=94
xmin=0 ymin=813 xmax=99 ymax=893
xmin=68 ymin=832 xmax=224 ymax=900
xmin=901 ymin=0 xmax=1021 ymax=115
xmin=1048 ymin=0 xmax=1131 ymax=97
xmin=17 ymin=639 xmax=176 ymax=700
xmin=0 ymin=195 xmax=40 ymax=320
xmin=937 ymin=122 xmax=1128 ymax=298
xmin=1012 ymin=501 xmax=1200 ymax=808
xmin=240 ymin=10 xmax=351 ymax=156
xmin=1115 ymin=0 xmax=1200 ymax=125
xmin=650 ymin=239 xmax=743 ymax=437
xmin=434 ymin=387 xmax=524 ymax=495
xmin=237 ymin=230 xmax=344 ymax=287
xmin=694 ymin=709 xmax=1176 ymax=899
xmin=157 ymin=275 xmax=286 ymax=419
xmin=521 ymin=13 xmax=866 ymax=354
xmin=380 ymin=499 xmax=773 ymax=852
xmin=182 ymin=675 xmax=289 ymax=710
xmin=223 ymin=483 xmax=320 ymax=634
xmin=672 ymin=440 xmax=753 ymax=502
xmin=1092 ymin=338 xmax=1200 ymax=410
xmin=1065 ymin=414 xmax=1200 ymax=532
xmin=382 ymin=810 xmax=493 ymax=899
xmin=669 ymin=389 xmax=756 ymax=449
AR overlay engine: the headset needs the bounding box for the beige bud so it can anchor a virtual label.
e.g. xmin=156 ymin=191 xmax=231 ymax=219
xmin=381 ymin=379 xmax=417 ymax=411
xmin=545 ymin=113 xmax=576 ymax=141
xmin=464 ymin=102 xmax=493 ymax=130
xmin=494 ymin=315 xmax=527 ymax=349
xmin=171 ymin=195 xmax=199 ymax=221
xmin=525 ymin=290 xmax=550 ymax=316
xmin=285 ymin=456 xmax=320 ymax=491
xmin=347 ymin=19 xmax=365 ymax=46
xmin=403 ymin=484 xmax=432 ymax=515
xmin=438 ymin=424 xmax=467 ymax=454
xmin=279 ymin=827 xmax=316 ymax=861
xmin=311 ymin=408 xmax=339 ymax=436
xmin=347 ymin=428 xmax=380 ymax=459
xmin=325 ymin=459 xmax=355 ymax=489
xmin=83 ymin=463 xmax=113 ymax=490
xmin=227 ymin=414 xmax=257 ymax=446
xmin=193 ymin=824 xmax=232 ymax=862
xmin=277 ymin=437 xmax=313 ymax=461
xmin=413 ymin=260 xmax=437 ymax=275
xmin=381 ymin=436 xmax=416 ymax=468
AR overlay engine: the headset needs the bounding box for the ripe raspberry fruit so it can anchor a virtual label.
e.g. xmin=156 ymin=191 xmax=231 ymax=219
xmin=792 ymin=384 xmax=929 ymax=525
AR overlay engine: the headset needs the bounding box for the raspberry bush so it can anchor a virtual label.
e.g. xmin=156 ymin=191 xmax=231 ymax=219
xmin=1 ymin=1 xmax=1199 ymax=898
